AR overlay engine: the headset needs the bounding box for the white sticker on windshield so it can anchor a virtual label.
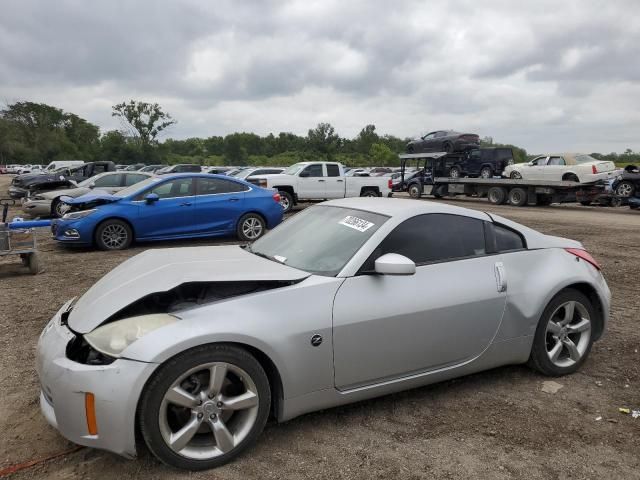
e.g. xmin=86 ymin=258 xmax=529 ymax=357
xmin=339 ymin=215 xmax=374 ymax=232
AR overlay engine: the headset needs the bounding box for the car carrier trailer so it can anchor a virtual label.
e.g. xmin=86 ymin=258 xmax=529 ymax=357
xmin=397 ymin=152 xmax=608 ymax=207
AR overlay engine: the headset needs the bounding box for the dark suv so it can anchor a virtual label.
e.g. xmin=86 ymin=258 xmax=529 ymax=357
xmin=446 ymin=148 xmax=514 ymax=179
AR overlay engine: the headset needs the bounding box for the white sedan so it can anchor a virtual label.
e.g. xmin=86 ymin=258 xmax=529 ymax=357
xmin=503 ymin=153 xmax=617 ymax=183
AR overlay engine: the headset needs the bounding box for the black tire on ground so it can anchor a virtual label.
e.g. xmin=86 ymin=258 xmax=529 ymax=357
xmin=527 ymin=289 xmax=596 ymax=376
xmin=408 ymin=183 xmax=422 ymax=199
xmin=510 ymin=171 xmax=522 ymax=179
xmin=278 ymin=190 xmax=294 ymax=213
xmin=580 ymin=201 xmax=592 ymax=206
xmin=139 ymin=344 xmax=271 ymax=471
xmin=449 ymin=166 xmax=461 ymax=179
xmin=537 ymin=196 xmax=553 ymax=206
xmin=563 ymin=173 xmax=580 ymax=183
xmin=487 ymin=187 xmax=507 ymax=205
xmin=480 ymin=166 xmax=493 ymax=179
xmin=95 ymin=219 xmax=133 ymax=250
xmin=360 ymin=189 xmax=378 ymax=197
xmin=432 ymin=185 xmax=447 ymax=198
xmin=508 ymin=187 xmax=528 ymax=207
xmin=236 ymin=213 xmax=266 ymax=242
xmin=615 ymin=181 xmax=635 ymax=198
xmin=27 ymin=252 xmax=41 ymax=274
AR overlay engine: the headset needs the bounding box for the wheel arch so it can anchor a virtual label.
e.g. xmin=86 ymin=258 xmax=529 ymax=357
xmin=274 ymin=185 xmax=296 ymax=203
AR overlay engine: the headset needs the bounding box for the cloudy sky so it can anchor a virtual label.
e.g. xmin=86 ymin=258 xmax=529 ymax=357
xmin=1 ymin=0 xmax=638 ymax=153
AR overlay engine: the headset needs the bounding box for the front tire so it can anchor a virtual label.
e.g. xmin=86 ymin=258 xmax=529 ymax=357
xmin=510 ymin=171 xmax=522 ymax=180
xmin=95 ymin=219 xmax=132 ymax=250
xmin=615 ymin=181 xmax=635 ymax=197
xmin=51 ymin=198 xmax=69 ymax=218
xmin=236 ymin=213 xmax=266 ymax=242
xmin=480 ymin=166 xmax=493 ymax=179
xmin=449 ymin=166 xmax=461 ymax=179
xmin=139 ymin=345 xmax=271 ymax=471
xmin=528 ymin=289 xmax=595 ymax=376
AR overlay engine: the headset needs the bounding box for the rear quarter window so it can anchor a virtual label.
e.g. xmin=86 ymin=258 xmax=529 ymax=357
xmin=493 ymin=224 xmax=526 ymax=252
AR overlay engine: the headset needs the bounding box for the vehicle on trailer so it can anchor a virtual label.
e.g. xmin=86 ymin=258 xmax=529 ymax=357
xmin=9 ymin=161 xmax=116 ymax=199
xmin=0 ymin=199 xmax=42 ymax=274
xmin=250 ymin=162 xmax=392 ymax=212
xmin=369 ymin=167 xmax=393 ymax=175
xmin=503 ymin=153 xmax=617 ymax=184
xmin=37 ymin=197 xmax=609 ymax=470
xmin=43 ymin=160 xmax=85 ymax=172
xmin=22 ymin=171 xmax=153 ymax=218
xmin=51 ymin=173 xmax=283 ymax=250
xmin=446 ymin=147 xmax=515 ymax=179
xmin=406 ymin=130 xmax=479 ymax=154
xmin=123 ymin=163 xmax=146 ymax=171
xmin=611 ymin=164 xmax=640 ymax=198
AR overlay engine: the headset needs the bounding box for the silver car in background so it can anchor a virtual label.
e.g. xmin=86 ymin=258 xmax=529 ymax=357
xmin=22 ymin=171 xmax=152 ymax=217
xmin=36 ymin=198 xmax=610 ymax=470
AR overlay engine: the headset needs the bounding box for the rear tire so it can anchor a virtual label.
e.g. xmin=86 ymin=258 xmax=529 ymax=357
xmin=408 ymin=183 xmax=422 ymax=199
xmin=360 ymin=189 xmax=378 ymax=197
xmin=487 ymin=187 xmax=507 ymax=205
xmin=528 ymin=289 xmax=595 ymax=376
xmin=508 ymin=187 xmax=528 ymax=206
xmin=449 ymin=166 xmax=461 ymax=179
xmin=480 ymin=166 xmax=493 ymax=179
xmin=236 ymin=213 xmax=266 ymax=242
xmin=580 ymin=200 xmax=592 ymax=206
xmin=563 ymin=173 xmax=580 ymax=183
xmin=95 ymin=219 xmax=132 ymax=250
xmin=278 ymin=190 xmax=293 ymax=213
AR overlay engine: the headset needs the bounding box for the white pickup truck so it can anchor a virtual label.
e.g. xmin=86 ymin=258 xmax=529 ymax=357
xmin=250 ymin=161 xmax=393 ymax=212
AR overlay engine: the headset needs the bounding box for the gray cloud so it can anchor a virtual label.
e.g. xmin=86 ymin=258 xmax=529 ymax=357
xmin=0 ymin=0 xmax=639 ymax=153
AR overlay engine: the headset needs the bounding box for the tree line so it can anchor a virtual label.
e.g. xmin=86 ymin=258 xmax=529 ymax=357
xmin=0 ymin=101 xmax=637 ymax=168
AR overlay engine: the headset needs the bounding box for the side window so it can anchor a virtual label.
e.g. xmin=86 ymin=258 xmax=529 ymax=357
xmin=361 ymin=214 xmax=486 ymax=270
xmin=532 ymin=156 xmax=548 ymax=166
xmin=326 ymin=164 xmax=341 ymax=177
xmin=92 ymin=165 xmax=108 ymax=174
xmin=434 ymin=131 xmax=447 ymax=138
xmin=124 ymin=174 xmax=148 ymax=186
xmin=147 ymin=178 xmax=194 ymax=199
xmin=196 ymin=177 xmax=247 ymax=195
xmin=493 ymin=224 xmax=525 ymax=252
xmin=93 ymin=174 xmax=122 ymax=188
xmin=547 ymin=156 xmax=566 ymax=166
xmin=301 ymin=164 xmax=324 ymax=177
xmin=423 ymin=132 xmax=436 ymax=140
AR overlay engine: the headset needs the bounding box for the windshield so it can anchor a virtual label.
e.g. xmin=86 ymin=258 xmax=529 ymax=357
xmin=114 ymin=176 xmax=163 ymax=197
xmin=575 ymin=154 xmax=599 ymax=163
xmin=283 ymin=163 xmax=306 ymax=175
xmin=77 ymin=174 xmax=104 ymax=187
xmin=249 ymin=205 xmax=388 ymax=276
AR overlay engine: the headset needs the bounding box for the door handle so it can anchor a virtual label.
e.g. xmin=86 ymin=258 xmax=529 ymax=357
xmin=228 ymin=198 xmax=240 ymax=202
xmin=318 ymin=179 xmax=325 ymax=182
xmin=180 ymin=202 xmax=192 ymax=207
xmin=337 ymin=179 xmax=344 ymax=182
xmin=494 ymin=262 xmax=507 ymax=292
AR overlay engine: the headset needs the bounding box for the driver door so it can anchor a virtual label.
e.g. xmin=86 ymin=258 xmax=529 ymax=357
xmin=298 ymin=163 xmax=326 ymax=199
xmin=332 ymin=214 xmax=506 ymax=390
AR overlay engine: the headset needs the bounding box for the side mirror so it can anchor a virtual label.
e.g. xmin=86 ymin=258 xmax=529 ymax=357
xmin=144 ymin=193 xmax=160 ymax=203
xmin=88 ymin=182 xmax=96 ymax=189
xmin=299 ymin=171 xmax=309 ymax=178
xmin=374 ymin=253 xmax=416 ymax=276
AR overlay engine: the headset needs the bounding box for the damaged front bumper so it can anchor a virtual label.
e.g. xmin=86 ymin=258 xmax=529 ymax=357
xmin=36 ymin=300 xmax=158 ymax=458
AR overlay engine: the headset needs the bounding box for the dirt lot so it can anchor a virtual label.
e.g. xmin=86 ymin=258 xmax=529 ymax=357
xmin=1 ymin=174 xmax=639 ymax=479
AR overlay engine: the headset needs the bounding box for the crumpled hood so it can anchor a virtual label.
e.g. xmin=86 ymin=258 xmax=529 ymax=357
xmin=68 ymin=245 xmax=310 ymax=333
xmin=64 ymin=192 xmax=120 ymax=205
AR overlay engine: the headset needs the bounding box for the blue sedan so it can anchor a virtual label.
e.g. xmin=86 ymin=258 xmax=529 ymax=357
xmin=51 ymin=173 xmax=284 ymax=250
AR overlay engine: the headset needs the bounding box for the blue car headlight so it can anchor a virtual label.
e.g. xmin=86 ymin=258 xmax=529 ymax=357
xmin=62 ymin=209 xmax=96 ymax=220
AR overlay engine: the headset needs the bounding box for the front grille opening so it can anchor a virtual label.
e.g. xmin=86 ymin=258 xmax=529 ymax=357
xmin=66 ymin=335 xmax=115 ymax=365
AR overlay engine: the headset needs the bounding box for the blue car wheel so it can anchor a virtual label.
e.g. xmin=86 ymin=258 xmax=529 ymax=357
xmin=95 ymin=219 xmax=133 ymax=250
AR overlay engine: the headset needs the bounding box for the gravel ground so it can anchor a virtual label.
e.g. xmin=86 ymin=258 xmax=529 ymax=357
xmin=1 ymin=175 xmax=639 ymax=479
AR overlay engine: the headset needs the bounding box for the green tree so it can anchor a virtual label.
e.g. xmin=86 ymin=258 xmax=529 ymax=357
xmin=369 ymin=143 xmax=397 ymax=166
xmin=112 ymin=100 xmax=176 ymax=148
xmin=306 ymin=122 xmax=340 ymax=159
xmin=355 ymin=124 xmax=380 ymax=154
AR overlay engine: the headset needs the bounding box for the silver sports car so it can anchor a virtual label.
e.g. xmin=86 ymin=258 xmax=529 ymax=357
xmin=36 ymin=198 xmax=610 ymax=470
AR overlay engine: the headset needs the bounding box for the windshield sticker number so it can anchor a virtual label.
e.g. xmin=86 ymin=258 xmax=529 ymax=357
xmin=339 ymin=216 xmax=374 ymax=232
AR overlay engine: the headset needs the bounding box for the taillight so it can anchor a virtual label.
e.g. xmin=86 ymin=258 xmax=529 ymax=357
xmin=388 ymin=179 xmax=393 ymax=189
xmin=272 ymin=192 xmax=281 ymax=203
xmin=592 ymin=165 xmax=598 ymax=174
xmin=565 ymin=248 xmax=600 ymax=270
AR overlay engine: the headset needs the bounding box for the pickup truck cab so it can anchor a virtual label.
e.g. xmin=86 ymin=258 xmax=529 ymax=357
xmin=250 ymin=162 xmax=393 ymax=212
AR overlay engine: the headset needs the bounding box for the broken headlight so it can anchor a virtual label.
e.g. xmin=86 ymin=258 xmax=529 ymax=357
xmin=62 ymin=209 xmax=96 ymax=220
xmin=84 ymin=313 xmax=179 ymax=357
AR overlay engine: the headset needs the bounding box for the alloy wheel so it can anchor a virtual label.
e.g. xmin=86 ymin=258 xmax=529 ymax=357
xmin=159 ymin=362 xmax=259 ymax=460
xmin=101 ymin=224 xmax=128 ymax=249
xmin=545 ymin=301 xmax=591 ymax=368
xmin=279 ymin=196 xmax=290 ymax=211
xmin=449 ymin=168 xmax=460 ymax=179
xmin=480 ymin=168 xmax=492 ymax=179
xmin=616 ymin=182 xmax=633 ymax=197
xmin=510 ymin=171 xmax=522 ymax=179
xmin=241 ymin=217 xmax=263 ymax=240
xmin=55 ymin=201 xmax=70 ymax=217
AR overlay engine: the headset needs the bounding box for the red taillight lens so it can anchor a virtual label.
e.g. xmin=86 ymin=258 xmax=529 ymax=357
xmin=565 ymin=248 xmax=600 ymax=270
xmin=273 ymin=192 xmax=281 ymax=203
xmin=388 ymin=179 xmax=393 ymax=189
xmin=592 ymin=165 xmax=598 ymax=174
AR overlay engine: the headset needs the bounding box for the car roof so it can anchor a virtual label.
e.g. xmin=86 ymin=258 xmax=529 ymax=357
xmin=321 ymin=197 xmax=490 ymax=221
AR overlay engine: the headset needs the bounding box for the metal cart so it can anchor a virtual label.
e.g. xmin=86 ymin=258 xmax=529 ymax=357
xmin=0 ymin=199 xmax=42 ymax=274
